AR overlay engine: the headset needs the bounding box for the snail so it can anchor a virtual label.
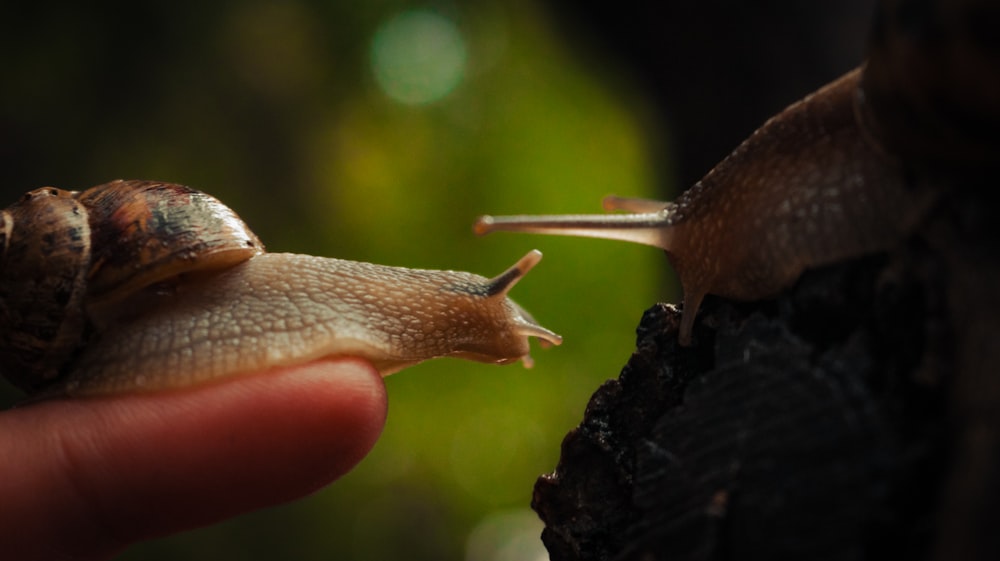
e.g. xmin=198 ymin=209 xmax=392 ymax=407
xmin=475 ymin=66 xmax=924 ymax=345
xmin=0 ymin=180 xmax=561 ymax=398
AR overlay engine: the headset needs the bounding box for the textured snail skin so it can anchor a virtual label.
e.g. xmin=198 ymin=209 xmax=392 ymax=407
xmin=47 ymin=250 xmax=560 ymax=397
xmin=475 ymin=66 xmax=925 ymax=344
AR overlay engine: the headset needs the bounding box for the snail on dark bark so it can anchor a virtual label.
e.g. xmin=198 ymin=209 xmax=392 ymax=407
xmin=0 ymin=179 xmax=561 ymax=398
xmin=476 ymin=66 xmax=928 ymax=345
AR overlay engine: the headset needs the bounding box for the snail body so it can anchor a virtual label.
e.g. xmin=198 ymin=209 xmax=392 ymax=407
xmin=0 ymin=180 xmax=560 ymax=398
xmin=476 ymin=66 xmax=919 ymax=345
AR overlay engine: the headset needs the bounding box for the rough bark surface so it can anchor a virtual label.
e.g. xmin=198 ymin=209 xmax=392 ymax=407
xmin=534 ymin=248 xmax=950 ymax=560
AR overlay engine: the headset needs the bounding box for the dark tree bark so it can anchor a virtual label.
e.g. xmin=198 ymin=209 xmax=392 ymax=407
xmin=532 ymin=1 xmax=1000 ymax=559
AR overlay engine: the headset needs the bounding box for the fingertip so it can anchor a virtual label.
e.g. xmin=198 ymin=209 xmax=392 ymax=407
xmin=0 ymin=358 xmax=389 ymax=559
xmin=256 ymin=357 xmax=388 ymax=473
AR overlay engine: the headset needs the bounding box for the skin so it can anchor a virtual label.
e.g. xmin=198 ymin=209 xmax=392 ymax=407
xmin=0 ymin=358 xmax=387 ymax=561
xmin=54 ymin=251 xmax=560 ymax=397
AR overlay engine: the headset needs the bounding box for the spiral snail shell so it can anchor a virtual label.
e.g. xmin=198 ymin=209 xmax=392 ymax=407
xmin=0 ymin=179 xmax=560 ymax=398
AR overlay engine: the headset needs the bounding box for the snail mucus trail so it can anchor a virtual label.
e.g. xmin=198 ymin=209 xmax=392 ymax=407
xmin=0 ymin=180 xmax=561 ymax=398
xmin=475 ymin=66 xmax=922 ymax=345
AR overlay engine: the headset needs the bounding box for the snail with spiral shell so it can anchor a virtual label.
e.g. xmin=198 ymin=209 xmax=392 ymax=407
xmin=0 ymin=180 xmax=560 ymax=398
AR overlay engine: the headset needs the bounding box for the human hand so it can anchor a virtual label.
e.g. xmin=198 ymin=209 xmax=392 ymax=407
xmin=0 ymin=358 xmax=387 ymax=560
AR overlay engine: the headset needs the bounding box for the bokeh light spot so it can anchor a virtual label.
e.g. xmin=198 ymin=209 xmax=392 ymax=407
xmin=371 ymin=10 xmax=467 ymax=105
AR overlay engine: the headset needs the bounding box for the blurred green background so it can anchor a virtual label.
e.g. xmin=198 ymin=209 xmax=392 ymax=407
xmin=0 ymin=1 xmax=669 ymax=559
xmin=0 ymin=0 xmax=869 ymax=557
